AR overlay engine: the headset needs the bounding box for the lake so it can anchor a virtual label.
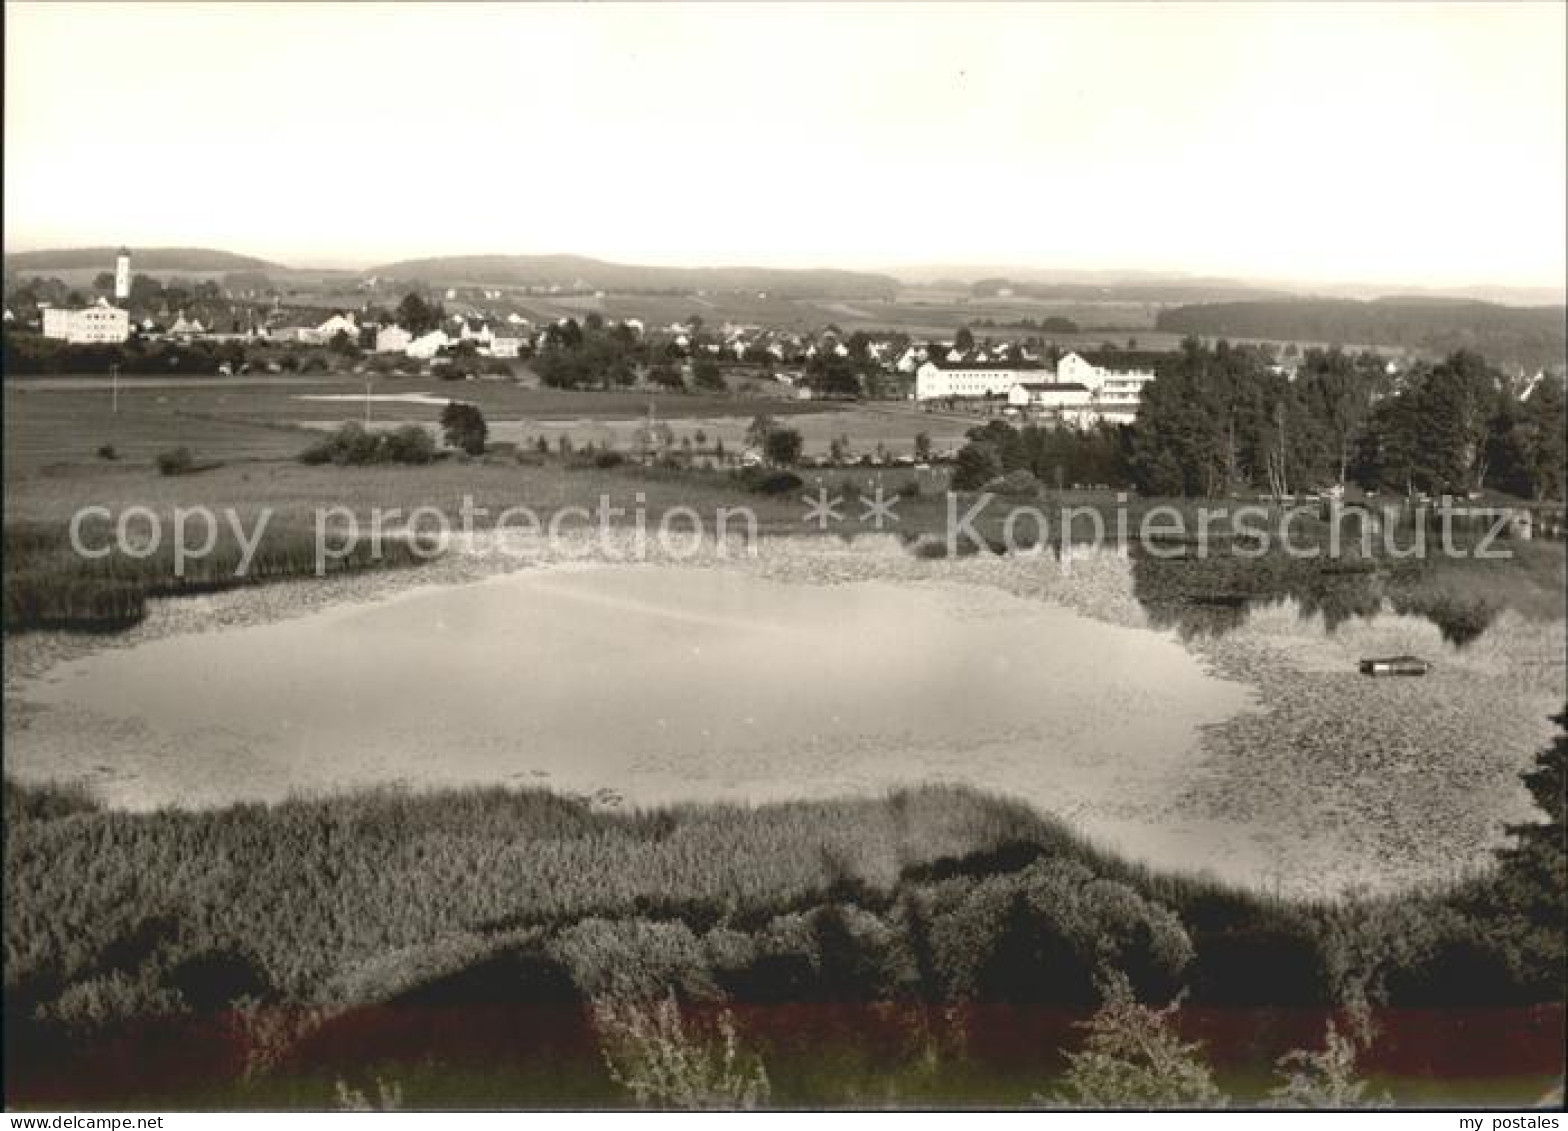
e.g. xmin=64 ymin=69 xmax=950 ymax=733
xmin=8 ymin=563 xmax=1254 ymax=861
xmin=13 ymin=537 xmax=1560 ymax=895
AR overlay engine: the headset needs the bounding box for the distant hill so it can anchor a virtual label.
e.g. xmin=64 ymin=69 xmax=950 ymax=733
xmin=4 ymin=247 xmax=280 ymax=273
xmin=1156 ymin=298 xmax=1567 ymax=370
xmin=968 ymin=276 xmax=1295 ymax=304
xmin=895 ymin=265 xmax=1565 ymax=307
xmin=368 ymin=254 xmax=899 ymax=298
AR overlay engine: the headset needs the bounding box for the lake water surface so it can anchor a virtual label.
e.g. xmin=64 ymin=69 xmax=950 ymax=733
xmin=10 ymin=564 xmax=1253 ymax=844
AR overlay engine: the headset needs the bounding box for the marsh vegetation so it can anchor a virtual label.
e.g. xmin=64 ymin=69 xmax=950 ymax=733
xmin=5 ymin=710 xmax=1563 ymax=1108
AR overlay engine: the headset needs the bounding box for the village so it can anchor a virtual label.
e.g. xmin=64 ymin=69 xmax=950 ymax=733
xmin=9 ymin=247 xmax=1203 ymax=433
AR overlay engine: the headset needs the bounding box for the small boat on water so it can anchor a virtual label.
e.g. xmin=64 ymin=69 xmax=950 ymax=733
xmin=1359 ymin=655 xmax=1431 ymax=677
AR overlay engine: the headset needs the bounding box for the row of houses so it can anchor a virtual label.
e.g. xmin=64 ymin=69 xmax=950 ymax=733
xmin=914 ymin=349 xmax=1157 ymax=426
xmin=372 ymin=322 xmax=528 ymax=360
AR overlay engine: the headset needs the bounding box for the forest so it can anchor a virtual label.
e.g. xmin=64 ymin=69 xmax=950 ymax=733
xmin=1130 ymin=341 xmax=1564 ymax=500
xmin=1156 ymin=299 xmax=1566 ymax=373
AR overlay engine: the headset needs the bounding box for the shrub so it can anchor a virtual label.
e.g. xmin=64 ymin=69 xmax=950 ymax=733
xmin=648 ymin=362 xmax=684 ymax=390
xmin=951 ymin=442 xmax=1002 ymax=490
xmin=298 ymin=423 xmax=434 ymax=466
xmin=593 ymin=991 xmax=771 ymax=1110
xmin=1269 ymin=1022 xmax=1388 ymax=1109
xmin=988 ymin=468 xmax=1042 ymax=498
xmin=440 ymin=401 xmax=488 ymax=455
xmin=380 ymin=424 xmax=436 ymax=465
xmin=44 ymin=971 xmax=184 ymax=1034
xmin=807 ymin=904 xmax=921 ymax=1003
xmin=1049 ymin=971 xmax=1226 ymax=1109
xmin=334 ymin=1076 xmax=404 ymax=1111
xmin=918 ymin=859 xmax=1193 ymax=1005
xmin=96 ymin=443 xmax=117 ymax=460
xmin=1495 ymin=708 xmax=1567 ymax=920
xmin=595 ymin=451 xmax=626 ymax=469
xmin=1187 ymin=913 xmax=1332 ymax=1008
xmin=746 ymin=470 xmax=804 ymax=497
xmin=1375 ymin=907 xmax=1528 ymax=1007
xmin=299 ymin=424 xmax=380 ymax=466
xmin=552 ymin=918 xmax=718 ymax=1001
xmin=155 ymin=447 xmax=195 ymax=476
xmin=717 ymin=913 xmax=821 ymax=1004
xmin=763 ymin=427 xmax=803 ymax=467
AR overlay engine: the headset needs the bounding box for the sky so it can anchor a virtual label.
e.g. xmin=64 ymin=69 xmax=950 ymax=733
xmin=4 ymin=1 xmax=1565 ymax=289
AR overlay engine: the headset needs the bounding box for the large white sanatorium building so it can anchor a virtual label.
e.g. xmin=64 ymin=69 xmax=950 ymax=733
xmin=916 ymin=350 xmax=1156 ymax=426
xmin=42 ymin=297 xmax=131 ymax=344
xmin=915 ymin=358 xmax=1050 ymax=399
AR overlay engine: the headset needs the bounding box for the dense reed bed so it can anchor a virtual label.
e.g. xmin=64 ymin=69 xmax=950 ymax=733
xmin=2 ymin=523 xmax=434 ymax=632
xmin=6 ymin=732 xmax=1562 ymax=1109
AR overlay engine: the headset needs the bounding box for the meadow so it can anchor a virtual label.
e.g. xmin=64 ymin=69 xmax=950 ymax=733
xmin=1 ymin=376 xmax=860 ymax=634
xmin=1 ymin=377 xmax=830 ymax=475
xmin=3 ymin=375 xmax=985 ymax=478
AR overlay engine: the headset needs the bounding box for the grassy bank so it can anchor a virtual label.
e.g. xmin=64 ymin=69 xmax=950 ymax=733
xmin=5 ymin=444 xmax=1563 ymax=634
xmin=2 ymin=522 xmax=434 ymax=633
xmin=6 ymin=738 xmax=1563 ymax=1108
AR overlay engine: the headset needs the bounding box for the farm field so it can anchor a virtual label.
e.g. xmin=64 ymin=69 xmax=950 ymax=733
xmin=1 ymin=378 xmax=989 ymax=482
xmin=2 ymin=381 xmax=317 ymax=476
xmin=500 ymin=289 xmax=1181 ymax=342
xmin=0 ymin=378 xmax=832 ymax=477
xmin=504 ymin=404 xmax=978 ymax=461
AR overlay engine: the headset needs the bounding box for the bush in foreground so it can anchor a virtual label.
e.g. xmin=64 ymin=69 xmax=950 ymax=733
xmin=1049 ymin=971 xmax=1224 ymax=1109
xmin=594 ymin=992 xmax=770 ymax=1110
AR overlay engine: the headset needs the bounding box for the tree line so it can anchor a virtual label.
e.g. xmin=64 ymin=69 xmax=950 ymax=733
xmin=1129 ymin=339 xmax=1565 ymax=500
xmin=952 ymin=418 xmax=1131 ymax=491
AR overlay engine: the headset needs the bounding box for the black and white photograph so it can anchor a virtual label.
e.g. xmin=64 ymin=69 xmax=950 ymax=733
xmin=3 ymin=1 xmax=1565 ymax=1118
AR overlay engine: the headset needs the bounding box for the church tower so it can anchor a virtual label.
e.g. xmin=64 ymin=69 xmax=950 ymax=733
xmin=114 ymin=248 xmax=131 ymax=302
